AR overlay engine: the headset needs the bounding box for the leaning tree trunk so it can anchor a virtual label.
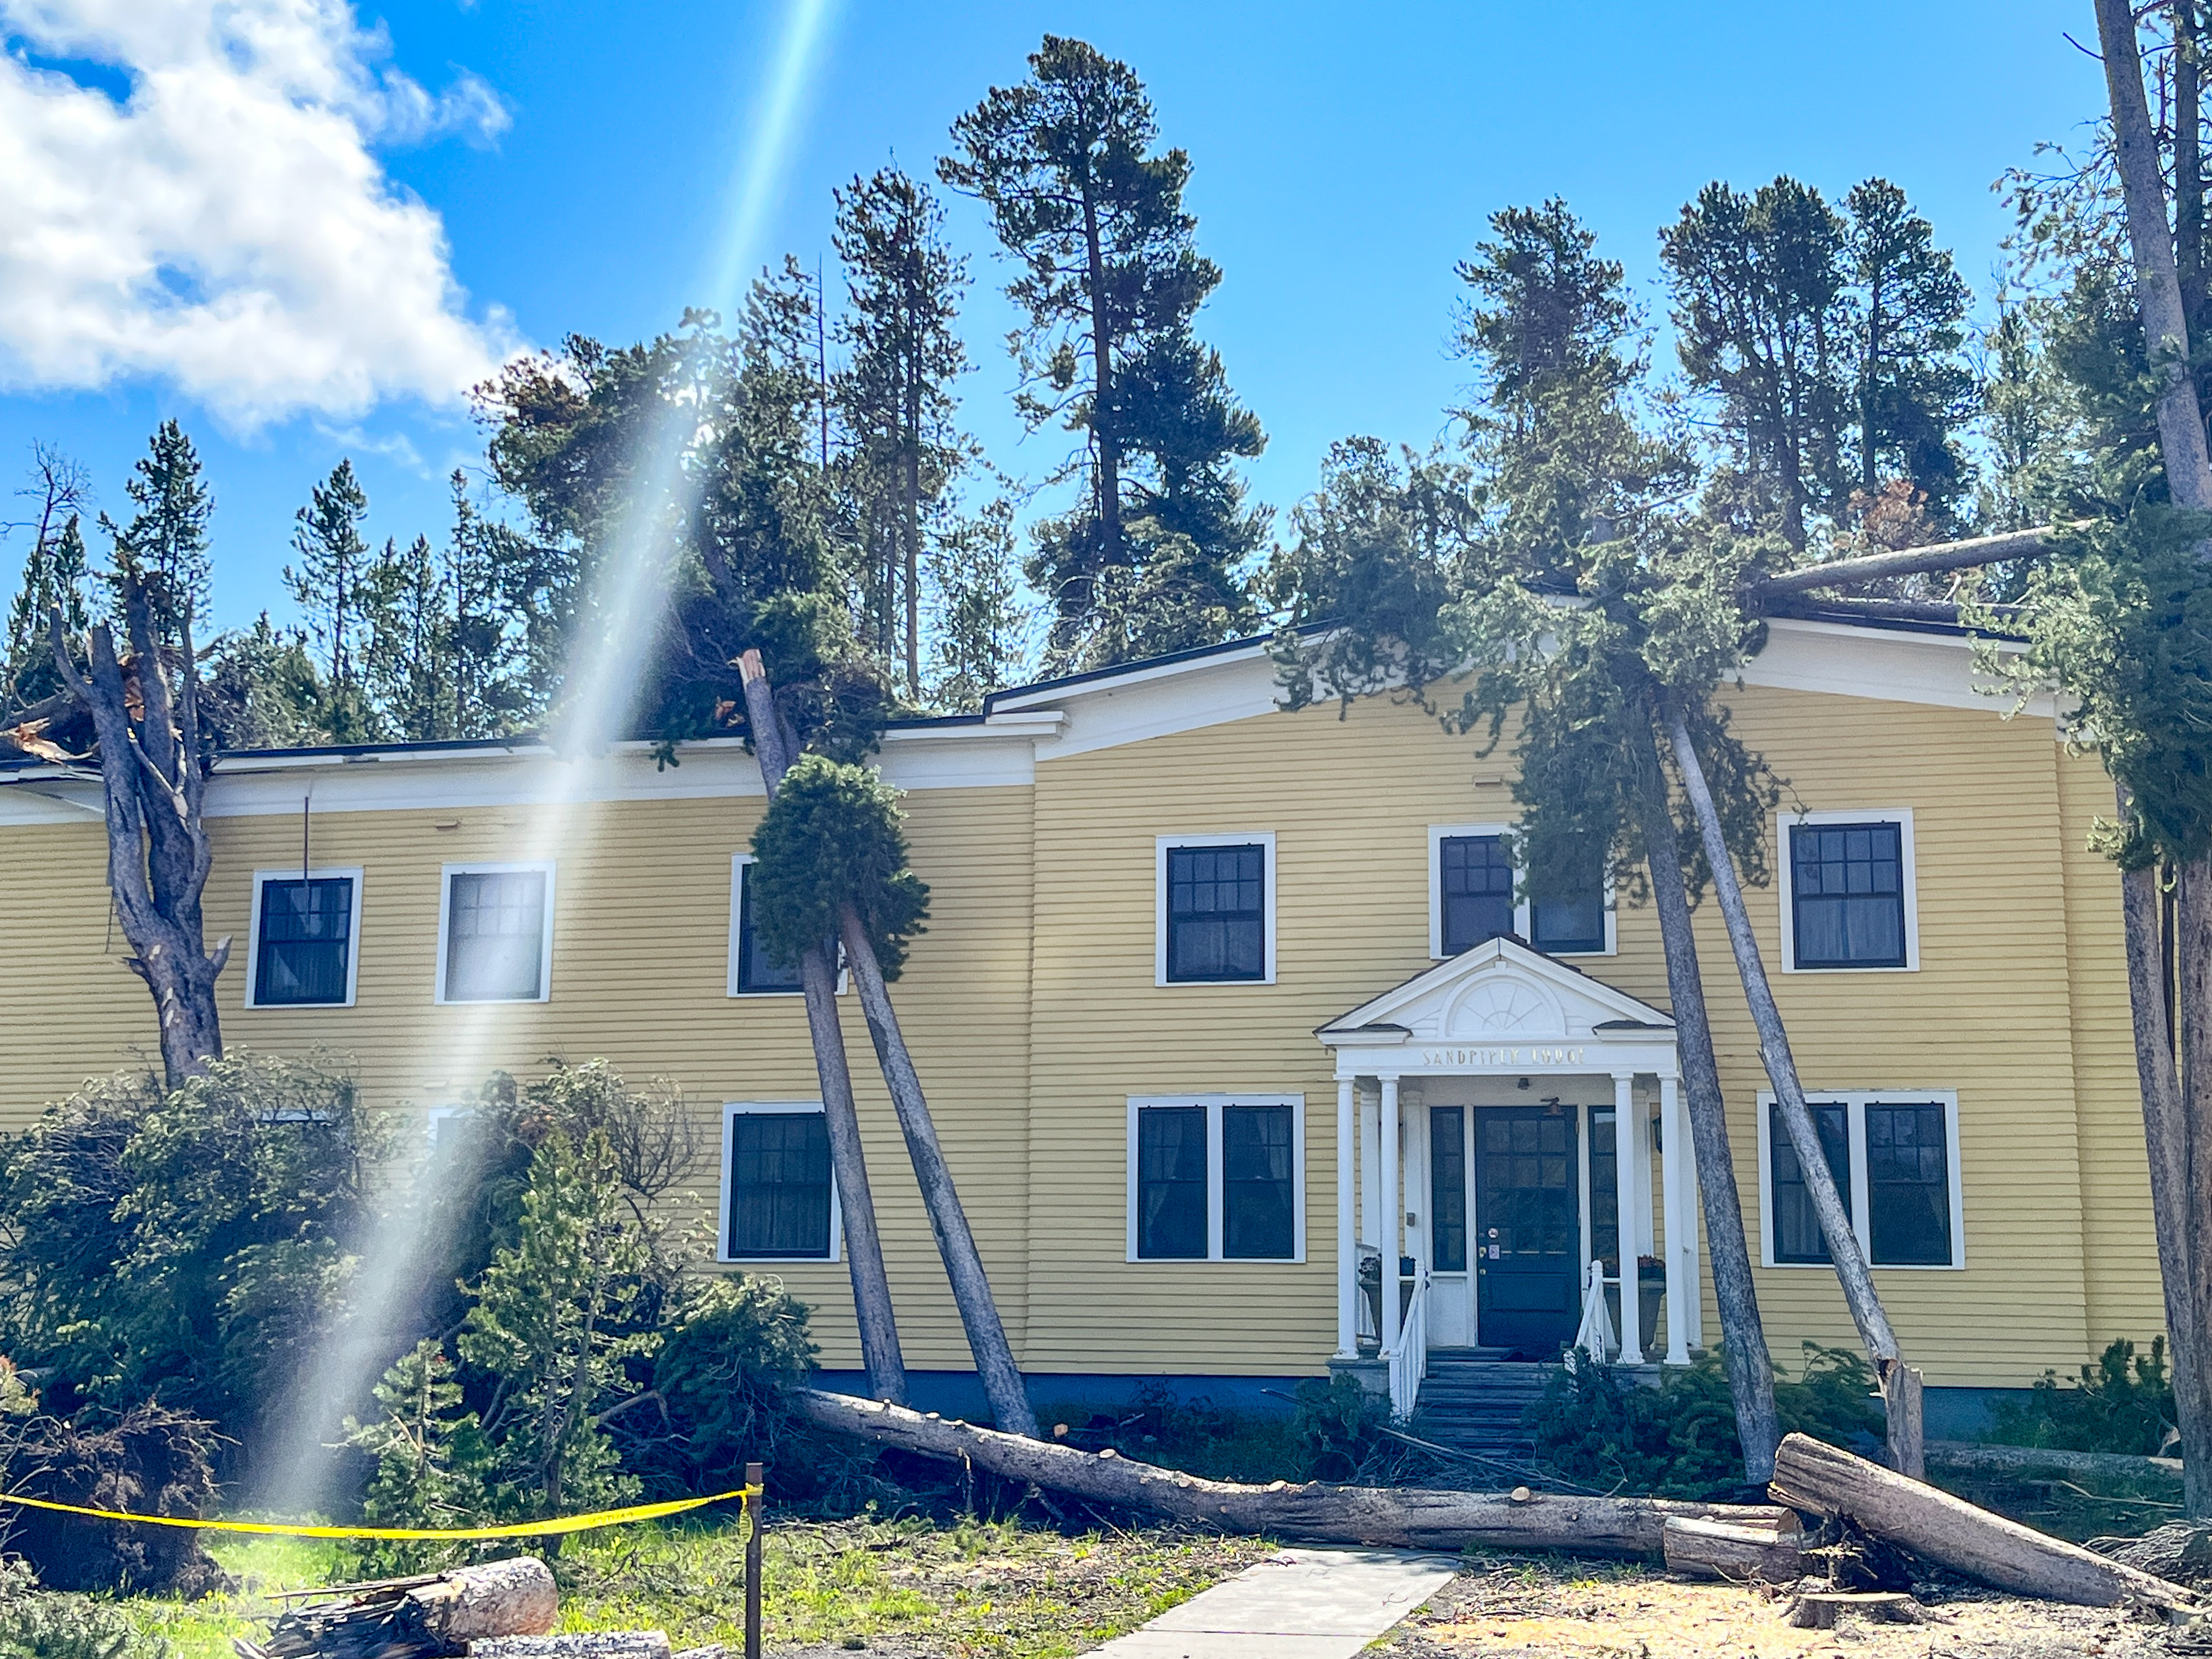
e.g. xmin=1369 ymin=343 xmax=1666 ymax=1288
xmin=46 ymin=580 xmax=228 ymax=1087
xmin=837 ymin=906 xmax=1039 ymax=1437
xmin=735 ymin=652 xmax=908 ymax=1407
xmin=2095 ymin=0 xmax=2212 ymax=1516
xmin=1663 ymin=703 xmax=1915 ymax=1472
xmin=1628 ymin=698 xmax=1782 ymax=1480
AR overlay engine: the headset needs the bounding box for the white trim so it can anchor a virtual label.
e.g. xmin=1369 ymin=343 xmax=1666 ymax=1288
xmin=1776 ymin=808 xmax=1919 ymax=973
xmin=1124 ymin=1093 xmax=1306 ymax=1263
xmin=1155 ymin=833 xmax=1278 ymax=987
xmin=1756 ymin=1088 xmax=1965 ymax=1270
xmin=243 ymin=866 xmax=364 ymax=1009
xmin=435 ymin=860 xmax=556 ymax=1005
xmin=1426 ymin=823 xmax=1616 ymax=961
xmin=718 ymin=1100 xmax=843 ymax=1265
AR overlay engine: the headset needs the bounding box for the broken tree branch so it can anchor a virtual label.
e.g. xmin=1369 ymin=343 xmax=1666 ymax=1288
xmin=1752 ymin=525 xmax=2072 ymax=598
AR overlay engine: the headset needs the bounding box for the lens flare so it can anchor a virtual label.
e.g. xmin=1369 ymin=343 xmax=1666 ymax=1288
xmin=257 ymin=0 xmax=844 ymax=1514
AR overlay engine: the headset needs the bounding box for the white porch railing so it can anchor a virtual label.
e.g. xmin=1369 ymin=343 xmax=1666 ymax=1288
xmin=1387 ymin=1265 xmax=1431 ymax=1420
xmin=1569 ymin=1259 xmax=1617 ymax=1366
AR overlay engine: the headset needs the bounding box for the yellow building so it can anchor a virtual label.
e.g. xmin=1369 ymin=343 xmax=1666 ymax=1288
xmin=0 ymin=615 xmax=2159 ymax=1430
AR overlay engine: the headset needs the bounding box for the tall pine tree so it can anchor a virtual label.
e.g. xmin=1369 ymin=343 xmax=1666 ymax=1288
xmin=942 ymin=35 xmax=1264 ymax=669
xmin=3 ymin=445 xmax=92 ymax=716
xmin=285 ymin=459 xmax=372 ymax=692
xmin=101 ymin=421 xmax=212 ymax=642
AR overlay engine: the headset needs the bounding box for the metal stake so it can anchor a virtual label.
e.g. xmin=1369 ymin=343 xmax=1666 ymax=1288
xmin=744 ymin=1461 xmax=764 ymax=1659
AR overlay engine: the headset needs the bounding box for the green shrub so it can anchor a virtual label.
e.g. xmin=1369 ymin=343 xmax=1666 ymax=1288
xmin=1525 ymin=1344 xmax=1882 ymax=1499
xmin=1991 ymin=1337 xmax=2176 ymax=1455
xmin=630 ymin=1276 xmax=816 ymax=1494
xmin=0 ymin=1559 xmax=160 ymax=1659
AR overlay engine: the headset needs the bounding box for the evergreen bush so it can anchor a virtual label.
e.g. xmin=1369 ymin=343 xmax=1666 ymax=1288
xmin=1991 ymin=1337 xmax=2176 ymax=1456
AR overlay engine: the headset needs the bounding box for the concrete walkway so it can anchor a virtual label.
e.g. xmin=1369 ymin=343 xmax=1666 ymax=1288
xmin=1089 ymin=1546 xmax=1460 ymax=1658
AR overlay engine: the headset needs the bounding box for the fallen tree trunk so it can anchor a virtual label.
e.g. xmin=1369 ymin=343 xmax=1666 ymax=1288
xmin=1927 ymin=1439 xmax=2183 ymax=1480
xmin=1768 ymin=1432 xmax=2195 ymax=1610
xmin=1750 ymin=524 xmax=2072 ymax=598
xmin=1661 ymin=1515 xmax=1803 ymax=1583
xmin=261 ymin=1558 xmax=557 ymax=1659
xmin=798 ymin=1389 xmax=1787 ymax=1556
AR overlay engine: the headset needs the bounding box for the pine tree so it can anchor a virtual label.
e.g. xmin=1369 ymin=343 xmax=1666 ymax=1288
xmin=926 ymin=494 xmax=1031 ymax=709
xmin=942 ymin=34 xmax=1264 ymax=669
xmin=100 ymin=421 xmax=213 ymax=640
xmin=363 ymin=534 xmax=453 ymax=742
xmin=833 ymin=166 xmax=971 ymax=701
xmin=3 ymin=446 xmax=92 ymax=715
xmin=1842 ymin=179 xmax=1976 ymax=525
xmin=285 ymin=460 xmax=372 ymax=691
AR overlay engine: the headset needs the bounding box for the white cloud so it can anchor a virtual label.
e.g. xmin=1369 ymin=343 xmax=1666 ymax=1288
xmin=0 ymin=0 xmax=520 ymax=427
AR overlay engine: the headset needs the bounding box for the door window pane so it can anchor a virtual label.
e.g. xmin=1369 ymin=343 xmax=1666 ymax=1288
xmin=1439 ymin=836 xmax=1514 ymax=954
xmin=1165 ymin=846 xmax=1266 ymax=982
xmin=1791 ymin=822 xmax=1907 ymax=968
xmin=1590 ymin=1107 xmax=1620 ymax=1272
xmin=445 ymin=870 xmax=547 ymax=1001
xmin=727 ymin=1112 xmax=831 ymax=1258
xmin=1430 ymin=1107 xmax=1466 ymax=1273
xmin=735 ymin=863 xmax=802 ymax=992
xmin=1223 ymin=1104 xmax=1295 ymax=1260
xmin=254 ymin=877 xmax=353 ymax=1005
xmin=1867 ymin=1102 xmax=1953 ymax=1265
xmin=1136 ymin=1106 xmax=1208 ymax=1258
xmin=1771 ymin=1102 xmax=1853 ymax=1264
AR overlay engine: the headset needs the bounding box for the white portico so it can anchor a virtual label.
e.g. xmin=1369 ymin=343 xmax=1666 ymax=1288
xmin=1318 ymin=936 xmax=1699 ymax=1415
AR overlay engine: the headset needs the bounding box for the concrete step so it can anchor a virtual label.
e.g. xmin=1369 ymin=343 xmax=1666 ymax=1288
xmin=1411 ymin=1358 xmax=1562 ymax=1454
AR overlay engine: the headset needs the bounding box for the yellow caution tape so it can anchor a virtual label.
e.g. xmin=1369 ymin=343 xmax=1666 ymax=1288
xmin=0 ymin=1484 xmax=763 ymax=1541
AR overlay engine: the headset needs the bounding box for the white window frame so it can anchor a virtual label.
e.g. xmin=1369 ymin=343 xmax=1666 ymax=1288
xmin=1427 ymin=823 xmax=1616 ymax=959
xmin=1156 ymin=833 xmax=1277 ymax=987
xmin=1776 ymin=808 xmax=1919 ymax=973
xmin=435 ymin=860 xmax=556 ymax=1005
xmin=1756 ymin=1088 xmax=1964 ymax=1271
xmin=719 ymin=1100 xmax=842 ymax=1265
xmin=1124 ymin=1093 xmax=1306 ymax=1263
xmin=244 ymin=865 xmax=365 ymax=1009
xmin=727 ymin=854 xmax=847 ymax=998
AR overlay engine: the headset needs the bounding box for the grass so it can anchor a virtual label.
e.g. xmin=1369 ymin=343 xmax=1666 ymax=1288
xmin=120 ymin=1512 xmax=1269 ymax=1659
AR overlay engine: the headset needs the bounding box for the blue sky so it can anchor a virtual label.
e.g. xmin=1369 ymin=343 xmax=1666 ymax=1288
xmin=0 ymin=0 xmax=2105 ymax=635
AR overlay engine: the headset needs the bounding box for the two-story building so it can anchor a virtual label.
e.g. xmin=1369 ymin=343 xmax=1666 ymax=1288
xmin=0 ymin=614 xmax=2159 ymax=1429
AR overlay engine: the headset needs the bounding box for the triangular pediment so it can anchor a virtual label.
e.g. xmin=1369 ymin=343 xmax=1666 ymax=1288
xmin=1316 ymin=935 xmax=1674 ymax=1049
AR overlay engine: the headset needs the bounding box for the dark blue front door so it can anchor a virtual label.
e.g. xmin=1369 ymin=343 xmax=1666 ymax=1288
xmin=1474 ymin=1105 xmax=1581 ymax=1353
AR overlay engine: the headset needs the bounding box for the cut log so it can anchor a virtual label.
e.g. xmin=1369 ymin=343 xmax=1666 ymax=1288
xmin=469 ymin=1637 xmax=670 ymax=1659
xmin=1661 ymin=1515 xmax=1803 ymax=1583
xmin=1928 ymin=1439 xmax=2184 ymax=1479
xmin=1786 ymin=1591 xmax=1924 ymax=1630
xmin=264 ymin=1558 xmax=558 ymax=1659
xmin=1768 ymin=1432 xmax=2197 ymax=1610
xmin=798 ymin=1389 xmax=1789 ymax=1557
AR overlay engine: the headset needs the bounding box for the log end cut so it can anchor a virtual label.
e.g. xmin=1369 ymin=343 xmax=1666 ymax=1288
xmin=410 ymin=1558 xmax=560 ymax=1645
xmin=1661 ymin=1515 xmax=1804 ymax=1584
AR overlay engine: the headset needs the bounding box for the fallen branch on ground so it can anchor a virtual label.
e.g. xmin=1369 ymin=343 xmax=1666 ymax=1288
xmin=1768 ymin=1431 xmax=2196 ymax=1610
xmin=254 ymin=1558 xmax=558 ymax=1659
xmin=796 ymin=1388 xmax=1788 ymax=1556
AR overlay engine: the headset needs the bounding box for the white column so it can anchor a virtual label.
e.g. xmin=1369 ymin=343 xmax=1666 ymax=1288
xmin=1380 ymin=1076 xmax=1401 ymax=1357
xmin=1660 ymin=1072 xmax=1692 ymax=1365
xmin=1335 ymin=1078 xmax=1357 ymax=1358
xmin=1359 ymin=1089 xmax=1381 ymax=1248
xmin=1631 ymin=1089 xmax=1656 ymax=1259
xmin=1612 ymin=1071 xmax=1642 ymax=1365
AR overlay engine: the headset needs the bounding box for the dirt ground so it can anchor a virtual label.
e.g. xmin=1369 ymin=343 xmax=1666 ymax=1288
xmin=1371 ymin=1554 xmax=2188 ymax=1659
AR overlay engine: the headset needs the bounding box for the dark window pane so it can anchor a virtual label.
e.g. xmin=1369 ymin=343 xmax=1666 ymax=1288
xmin=445 ymin=870 xmax=547 ymax=1001
xmin=1867 ymin=1102 xmax=1952 ymax=1265
xmin=255 ymin=877 xmax=353 ymax=1005
xmin=727 ymin=1112 xmax=832 ymax=1258
xmin=1590 ymin=1107 xmax=1620 ymax=1272
xmin=1439 ymin=835 xmax=1515 ymax=954
xmin=1771 ymin=1102 xmax=1853 ymax=1265
xmin=1166 ymin=845 xmax=1266 ymax=982
xmin=1529 ymin=849 xmax=1607 ymax=954
xmin=1137 ymin=1106 xmax=1208 ymax=1258
xmin=735 ymin=863 xmax=802 ymax=992
xmin=1224 ymin=1104 xmax=1296 ymax=1260
xmin=1791 ymin=822 xmax=1907 ymax=968
xmin=1430 ymin=1107 xmax=1466 ymax=1273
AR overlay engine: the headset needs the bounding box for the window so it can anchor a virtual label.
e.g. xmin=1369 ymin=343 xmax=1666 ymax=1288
xmin=721 ymin=1104 xmax=838 ymax=1261
xmin=1768 ymin=1102 xmax=1852 ymax=1265
xmin=1781 ymin=812 xmax=1917 ymax=971
xmin=1590 ymin=1106 xmax=1620 ymax=1272
xmin=437 ymin=863 xmax=554 ymax=1004
xmin=728 ymin=855 xmax=803 ymax=995
xmin=1126 ymin=1095 xmax=1304 ymax=1261
xmin=1758 ymin=1091 xmax=1962 ymax=1269
xmin=1430 ymin=1107 xmax=1467 ymax=1274
xmin=1430 ymin=825 xmax=1611 ymax=957
xmin=1156 ymin=835 xmax=1275 ymax=984
xmin=246 ymin=868 xmax=362 ymax=1008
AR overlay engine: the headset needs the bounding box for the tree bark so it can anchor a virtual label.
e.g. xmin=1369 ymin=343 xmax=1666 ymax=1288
xmin=2178 ymin=1 xmax=2206 ymax=338
xmin=1080 ymin=182 xmax=1122 ymax=571
xmin=796 ymin=1389 xmax=1791 ymax=1554
xmin=1768 ymin=1432 xmax=2197 ymax=1609
xmin=469 ymin=1638 xmax=668 ymax=1659
xmin=1627 ymin=698 xmax=1782 ymax=1480
xmin=1750 ymin=524 xmax=2065 ymax=599
xmin=1662 ymin=708 xmax=1913 ymax=1468
xmin=837 ymin=907 xmax=1039 ymax=1437
xmin=46 ymin=582 xmax=227 ymax=1087
xmin=1661 ymin=1514 xmax=1803 ymax=1583
xmin=734 ymin=652 xmax=907 ymax=1408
